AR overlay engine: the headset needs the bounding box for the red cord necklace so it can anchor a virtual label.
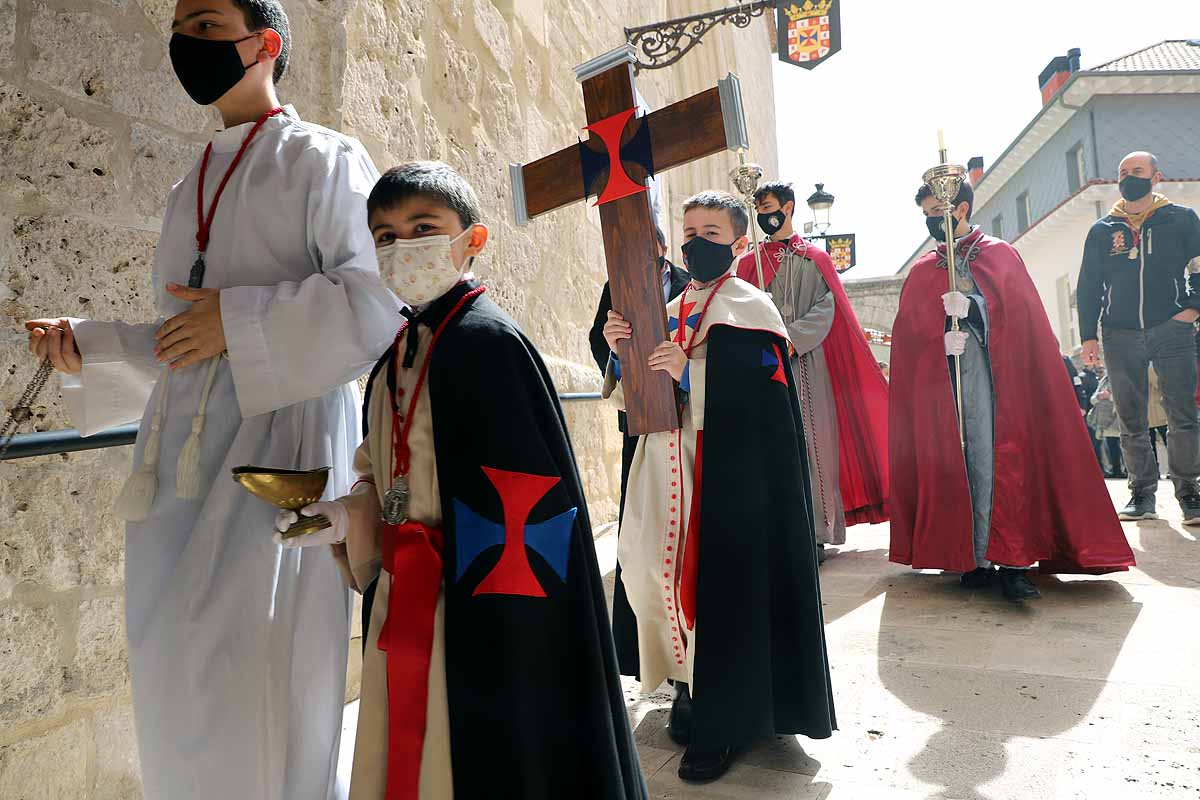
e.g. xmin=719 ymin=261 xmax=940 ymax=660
xmin=674 ymin=273 xmax=733 ymax=356
xmin=381 ymin=286 xmax=487 ymax=525
xmin=188 ymin=106 xmax=285 ymax=288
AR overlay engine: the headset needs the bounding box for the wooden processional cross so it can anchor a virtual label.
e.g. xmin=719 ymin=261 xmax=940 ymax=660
xmin=510 ymin=44 xmax=751 ymax=436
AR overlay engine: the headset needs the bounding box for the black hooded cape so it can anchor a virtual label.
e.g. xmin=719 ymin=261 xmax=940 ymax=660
xmin=362 ymin=282 xmax=647 ymax=799
xmin=688 ymin=324 xmax=837 ymax=751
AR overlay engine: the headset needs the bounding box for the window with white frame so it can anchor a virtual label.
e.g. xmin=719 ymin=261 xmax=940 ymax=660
xmin=1017 ymin=191 xmax=1031 ymax=233
xmin=1056 ymin=275 xmax=1080 ymax=348
xmin=1066 ymin=142 xmax=1086 ymax=193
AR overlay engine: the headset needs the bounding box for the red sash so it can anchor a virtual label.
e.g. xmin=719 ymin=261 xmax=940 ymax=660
xmin=376 ymin=521 xmax=445 ymax=800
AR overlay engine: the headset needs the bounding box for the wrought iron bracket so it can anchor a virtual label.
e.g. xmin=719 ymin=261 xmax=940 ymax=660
xmin=625 ymin=1 xmax=773 ymax=73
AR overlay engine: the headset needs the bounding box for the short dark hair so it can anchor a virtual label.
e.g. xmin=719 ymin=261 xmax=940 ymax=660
xmin=915 ymin=181 xmax=975 ymax=221
xmin=753 ymin=181 xmax=795 ymax=209
xmin=653 ymin=224 xmax=667 ymax=249
xmin=368 ymin=161 xmax=483 ymax=230
xmin=232 ymin=0 xmax=291 ymax=83
xmin=682 ymin=190 xmax=749 ymax=238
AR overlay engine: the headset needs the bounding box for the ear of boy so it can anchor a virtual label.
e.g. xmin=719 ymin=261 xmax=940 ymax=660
xmin=459 ymin=223 xmax=489 ymax=264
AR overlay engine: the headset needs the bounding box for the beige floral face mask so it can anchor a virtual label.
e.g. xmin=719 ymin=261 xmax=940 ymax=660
xmin=377 ymin=227 xmax=472 ymax=306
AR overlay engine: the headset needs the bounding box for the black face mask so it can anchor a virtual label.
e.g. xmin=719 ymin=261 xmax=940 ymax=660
xmin=656 ymin=255 xmax=666 ymax=271
xmin=926 ymin=214 xmax=962 ymax=243
xmin=1119 ymin=175 xmax=1153 ymax=202
xmin=681 ymin=236 xmax=736 ymax=283
xmin=757 ymin=210 xmax=786 ymax=237
xmin=170 ymin=33 xmax=261 ymax=106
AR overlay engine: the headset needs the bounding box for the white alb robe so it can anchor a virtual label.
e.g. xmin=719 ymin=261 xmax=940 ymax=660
xmin=59 ymin=106 xmax=400 ymax=800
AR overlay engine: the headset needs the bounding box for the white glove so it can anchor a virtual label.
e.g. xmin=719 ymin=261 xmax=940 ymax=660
xmin=942 ymin=291 xmax=971 ymax=319
xmin=945 ymin=331 xmax=969 ymax=357
xmin=274 ymin=500 xmax=349 ymax=548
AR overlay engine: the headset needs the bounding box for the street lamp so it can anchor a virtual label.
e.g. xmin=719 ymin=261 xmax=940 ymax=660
xmin=807 ymin=183 xmax=835 ymax=235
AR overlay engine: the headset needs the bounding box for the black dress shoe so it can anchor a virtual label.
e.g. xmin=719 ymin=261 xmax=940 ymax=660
xmin=817 ymin=543 xmax=827 ymax=565
xmin=959 ymin=566 xmax=995 ymax=589
xmin=678 ymin=745 xmax=737 ymax=783
xmin=999 ymin=568 xmax=1041 ymax=602
xmin=668 ymin=682 xmax=692 ymax=745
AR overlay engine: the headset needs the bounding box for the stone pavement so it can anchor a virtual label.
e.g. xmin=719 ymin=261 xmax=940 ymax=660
xmin=600 ymin=480 xmax=1200 ymax=800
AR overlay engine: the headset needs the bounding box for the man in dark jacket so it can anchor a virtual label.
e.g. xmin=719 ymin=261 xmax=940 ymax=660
xmin=1078 ymin=151 xmax=1200 ymax=524
xmin=588 ymin=223 xmax=689 ymax=678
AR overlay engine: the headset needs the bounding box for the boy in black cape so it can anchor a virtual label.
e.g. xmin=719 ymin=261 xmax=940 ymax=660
xmin=603 ymin=191 xmax=836 ymax=783
xmin=277 ymin=161 xmax=646 ymax=799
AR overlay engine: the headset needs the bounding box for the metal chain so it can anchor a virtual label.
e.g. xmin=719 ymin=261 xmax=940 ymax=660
xmin=0 ymin=359 xmax=53 ymax=459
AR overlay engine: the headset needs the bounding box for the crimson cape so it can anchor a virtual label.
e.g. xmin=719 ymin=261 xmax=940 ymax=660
xmin=738 ymin=238 xmax=890 ymax=524
xmin=888 ymin=231 xmax=1134 ymax=574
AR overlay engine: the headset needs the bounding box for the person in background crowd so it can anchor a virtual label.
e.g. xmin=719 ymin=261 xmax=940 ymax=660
xmin=1091 ymin=371 xmax=1127 ymax=480
xmin=1148 ymin=366 xmax=1169 ymax=479
xmin=1076 ymin=356 xmax=1104 ymax=469
xmin=1078 ymin=151 xmax=1200 ymax=523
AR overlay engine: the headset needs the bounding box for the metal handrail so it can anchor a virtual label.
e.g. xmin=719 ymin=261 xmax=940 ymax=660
xmin=2 ymin=392 xmax=604 ymax=462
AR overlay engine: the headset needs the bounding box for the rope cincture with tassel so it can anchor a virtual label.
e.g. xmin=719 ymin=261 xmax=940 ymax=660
xmin=111 ymin=352 xmax=224 ymax=519
xmin=114 ymin=367 xmax=169 ymax=522
xmin=176 ymin=356 xmax=221 ymax=499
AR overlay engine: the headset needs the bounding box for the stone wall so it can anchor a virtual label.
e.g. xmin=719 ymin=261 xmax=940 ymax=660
xmin=844 ymin=275 xmax=904 ymax=335
xmin=0 ymin=0 xmax=777 ymax=796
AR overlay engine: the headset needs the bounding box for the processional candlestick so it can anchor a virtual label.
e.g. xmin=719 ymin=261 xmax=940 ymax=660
xmin=730 ymin=156 xmax=766 ymax=290
xmin=922 ymin=134 xmax=969 ymax=452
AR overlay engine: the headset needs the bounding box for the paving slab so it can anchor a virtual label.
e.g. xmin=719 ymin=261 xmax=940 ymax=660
xmin=598 ymin=479 xmax=1200 ymax=799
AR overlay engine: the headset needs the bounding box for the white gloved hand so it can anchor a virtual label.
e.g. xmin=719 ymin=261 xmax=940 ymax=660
xmin=945 ymin=331 xmax=969 ymax=357
xmin=942 ymin=291 xmax=971 ymax=319
xmin=273 ymin=500 xmax=349 ymax=548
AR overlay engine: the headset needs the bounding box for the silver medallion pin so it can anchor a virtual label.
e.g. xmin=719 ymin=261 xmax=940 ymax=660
xmin=382 ymin=476 xmax=410 ymax=525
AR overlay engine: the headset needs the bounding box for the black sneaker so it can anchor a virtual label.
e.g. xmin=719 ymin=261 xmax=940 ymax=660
xmin=1180 ymin=494 xmax=1200 ymax=526
xmin=1118 ymin=494 xmax=1157 ymax=521
xmin=959 ymin=566 xmax=996 ymax=589
xmin=999 ymin=568 xmax=1041 ymax=602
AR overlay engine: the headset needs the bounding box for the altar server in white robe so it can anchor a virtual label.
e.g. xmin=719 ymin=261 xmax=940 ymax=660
xmin=25 ymin=2 xmax=399 ymax=798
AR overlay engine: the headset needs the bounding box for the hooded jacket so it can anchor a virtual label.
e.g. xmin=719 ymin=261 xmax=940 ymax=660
xmin=1077 ymin=196 xmax=1200 ymax=341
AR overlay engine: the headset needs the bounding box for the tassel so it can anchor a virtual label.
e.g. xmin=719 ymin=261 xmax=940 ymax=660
xmin=175 ymin=417 xmax=204 ymax=500
xmin=176 ymin=356 xmax=221 ymax=500
xmin=115 ymin=369 xmax=169 ymax=522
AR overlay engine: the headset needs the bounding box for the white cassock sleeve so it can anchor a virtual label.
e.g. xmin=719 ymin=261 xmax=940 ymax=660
xmin=60 ymin=318 xmax=162 ymax=437
xmin=219 ymin=144 xmax=399 ymax=418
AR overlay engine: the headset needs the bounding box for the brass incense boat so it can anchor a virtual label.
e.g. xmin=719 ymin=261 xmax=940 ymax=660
xmin=232 ymin=466 xmax=332 ymax=539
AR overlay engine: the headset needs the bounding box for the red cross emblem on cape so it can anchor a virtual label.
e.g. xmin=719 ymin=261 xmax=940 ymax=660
xmin=762 ymin=343 xmax=789 ymax=386
xmin=669 ymin=300 xmax=702 ymax=343
xmin=453 ymin=467 xmax=577 ymax=597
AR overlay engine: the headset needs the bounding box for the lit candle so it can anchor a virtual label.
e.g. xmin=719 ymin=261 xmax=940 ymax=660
xmin=937 ymin=128 xmax=945 ymax=151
